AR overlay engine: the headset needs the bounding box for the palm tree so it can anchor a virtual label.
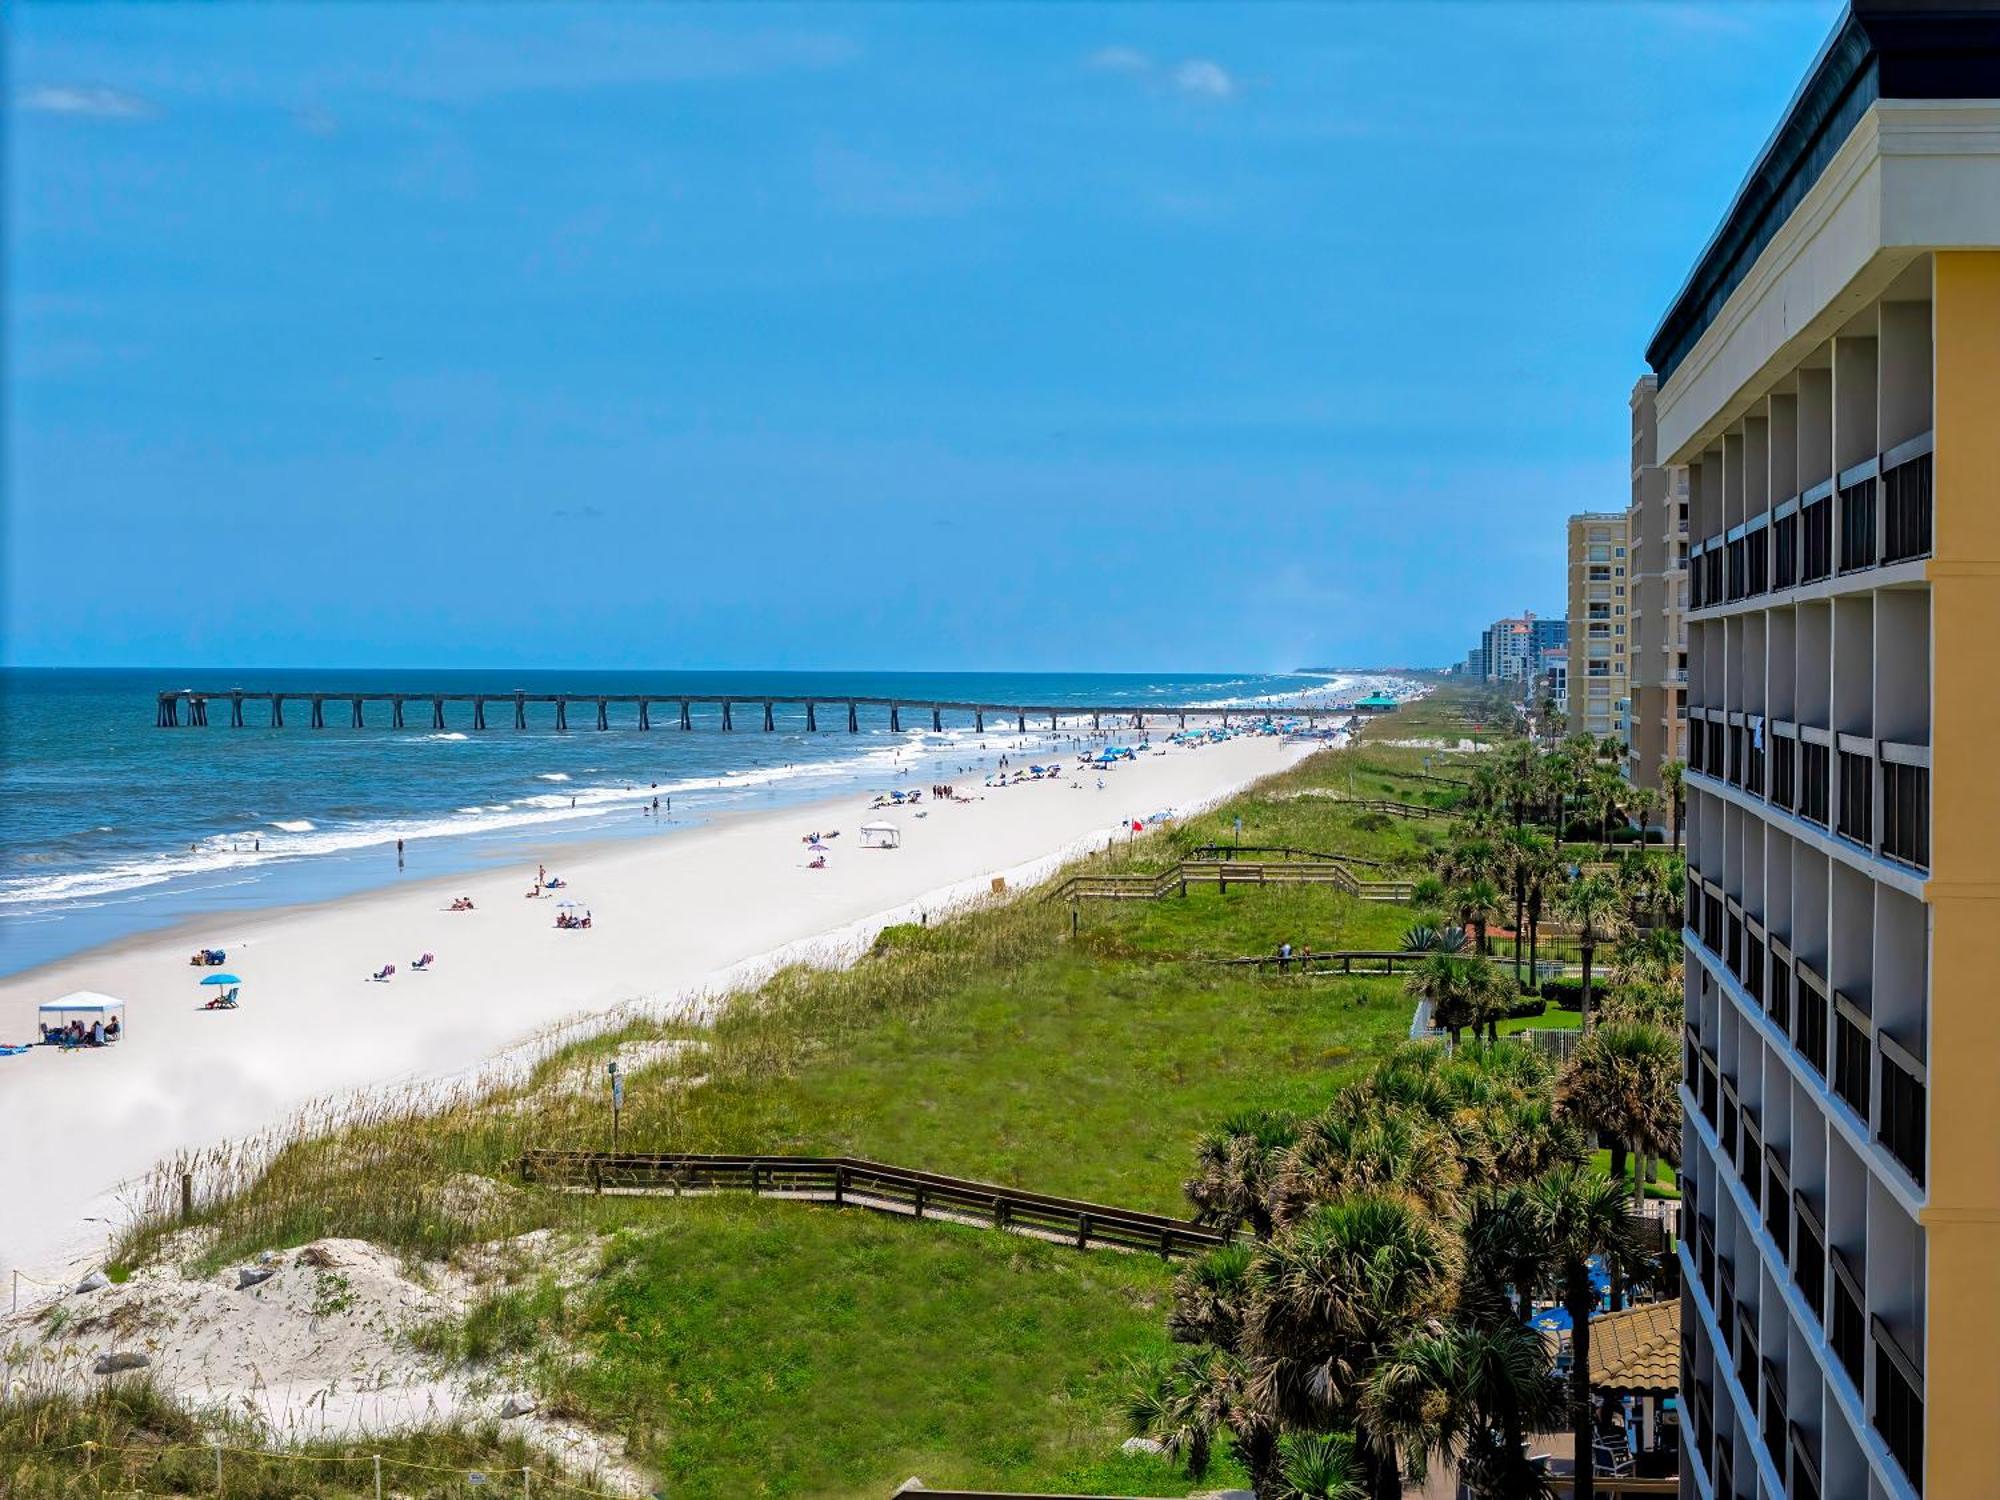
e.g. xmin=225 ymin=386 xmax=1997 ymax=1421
xmin=1588 ymin=766 xmax=1626 ymax=853
xmin=1526 ymin=1166 xmax=1655 ymax=1500
xmin=1520 ymin=840 xmax=1565 ymax=992
xmin=1185 ymin=1111 xmax=1299 ymax=1240
xmin=1558 ymin=1022 xmax=1682 ymax=1202
xmin=1660 ymin=759 xmax=1686 ymax=852
xmin=1273 ymin=1431 xmax=1364 ymax=1500
xmin=1556 ymin=874 xmax=1625 ymax=1031
xmin=1453 ymin=877 xmax=1504 ymax=958
xmin=1128 ymin=1346 xmax=1278 ymax=1495
xmin=1245 ymin=1193 xmax=1457 ymax=1500
xmin=1632 ymin=785 xmax=1664 ymax=845
xmin=1273 ymin=1102 xmax=1466 ymax=1223
xmin=1362 ymin=1319 xmax=1563 ymax=1500
xmin=1501 ymin=829 xmax=1552 ymax=986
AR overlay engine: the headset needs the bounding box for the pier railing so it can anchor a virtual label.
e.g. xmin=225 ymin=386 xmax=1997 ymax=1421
xmin=155 ymin=687 xmax=1366 ymax=734
xmin=1045 ymin=859 xmax=1415 ymax=905
xmin=518 ymin=1150 xmax=1231 ymax=1258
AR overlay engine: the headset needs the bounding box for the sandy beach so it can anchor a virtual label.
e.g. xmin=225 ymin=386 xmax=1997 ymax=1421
xmin=0 ymin=729 xmax=1317 ymax=1293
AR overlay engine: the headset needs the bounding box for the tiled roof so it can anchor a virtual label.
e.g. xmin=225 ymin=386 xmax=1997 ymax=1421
xmin=1590 ymin=1298 xmax=1680 ymax=1395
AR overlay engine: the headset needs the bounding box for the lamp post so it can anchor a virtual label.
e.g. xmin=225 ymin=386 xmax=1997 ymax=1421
xmin=607 ymin=1060 xmax=623 ymax=1153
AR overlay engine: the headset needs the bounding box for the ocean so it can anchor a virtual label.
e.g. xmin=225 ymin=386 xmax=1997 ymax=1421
xmin=0 ymin=667 xmax=1374 ymax=976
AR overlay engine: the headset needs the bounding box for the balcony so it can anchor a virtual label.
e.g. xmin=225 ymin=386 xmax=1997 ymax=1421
xmin=1768 ymin=943 xmax=1792 ymax=1034
xmin=1761 ymin=1362 xmax=1787 ymax=1472
xmin=1838 ymin=477 xmax=1878 ymax=573
xmin=1796 ymin=962 xmax=1829 ymax=1080
xmin=1875 ymin=1316 xmax=1926 ymax=1492
xmin=1829 ymin=1246 xmax=1867 ymax=1391
xmin=1881 ymin=756 xmax=1931 ymax=872
xmin=1771 ymin=733 xmax=1797 ymax=812
xmin=1765 ymin=1151 xmax=1791 ymax=1259
xmin=1832 ymin=993 xmax=1873 ymax=1123
xmin=1790 ymin=1424 xmax=1823 ymax=1500
xmin=1800 ymin=740 xmax=1831 ymax=827
xmin=1882 ymin=449 xmax=1934 ymax=565
xmin=1801 ymin=492 xmax=1833 ymax=582
xmin=1836 ymin=748 xmax=1874 ymax=848
xmin=1792 ymin=1193 xmax=1826 ymax=1325
xmin=1774 ymin=510 xmax=1799 ymax=589
xmin=1878 ymin=1030 xmax=1927 ymax=1187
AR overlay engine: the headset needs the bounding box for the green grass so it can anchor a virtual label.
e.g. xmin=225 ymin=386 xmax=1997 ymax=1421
xmin=1590 ymin=1148 xmax=1681 ymax=1200
xmin=1497 ymin=1005 xmax=1584 ymax=1036
xmin=530 ymin=1197 xmax=1217 ymax=1500
xmin=87 ymin=730 xmax=1498 ymax=1498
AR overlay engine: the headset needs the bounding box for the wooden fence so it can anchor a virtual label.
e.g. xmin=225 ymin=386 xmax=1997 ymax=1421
xmin=518 ymin=1150 xmax=1232 ymax=1258
xmin=1320 ymin=794 xmax=1453 ymax=820
xmin=1046 ymin=859 xmax=1414 ymax=906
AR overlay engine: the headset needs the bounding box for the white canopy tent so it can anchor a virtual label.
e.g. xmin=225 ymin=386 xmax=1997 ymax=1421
xmin=859 ymin=822 xmax=902 ymax=850
xmin=40 ymin=991 xmax=127 ymax=1042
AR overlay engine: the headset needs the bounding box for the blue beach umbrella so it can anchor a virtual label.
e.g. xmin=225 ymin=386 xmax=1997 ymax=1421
xmin=200 ymin=973 xmax=242 ymax=985
xmin=1529 ymin=1306 xmax=1573 ymax=1334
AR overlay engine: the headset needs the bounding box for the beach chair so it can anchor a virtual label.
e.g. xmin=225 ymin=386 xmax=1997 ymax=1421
xmin=412 ymin=953 xmax=434 ymax=970
xmin=203 ymin=988 xmax=240 ymax=1011
xmin=372 ymin=964 xmax=395 ymax=982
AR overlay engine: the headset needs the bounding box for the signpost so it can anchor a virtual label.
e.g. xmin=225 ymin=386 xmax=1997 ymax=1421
xmin=608 ymin=1061 xmax=623 ymax=1152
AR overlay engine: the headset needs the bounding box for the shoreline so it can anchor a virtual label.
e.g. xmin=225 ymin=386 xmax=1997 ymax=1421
xmin=0 ymin=730 xmax=1324 ymax=1292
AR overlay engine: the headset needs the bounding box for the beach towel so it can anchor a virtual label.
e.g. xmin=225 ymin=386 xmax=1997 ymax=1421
xmin=0 ymin=1044 xmax=30 ymax=1056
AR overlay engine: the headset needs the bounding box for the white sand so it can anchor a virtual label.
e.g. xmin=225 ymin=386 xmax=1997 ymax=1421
xmin=0 ymin=732 xmax=1315 ymax=1294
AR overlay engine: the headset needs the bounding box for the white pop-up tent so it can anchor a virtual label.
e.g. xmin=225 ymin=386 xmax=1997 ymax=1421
xmin=39 ymin=991 xmax=127 ymax=1042
xmin=859 ymin=822 xmax=902 ymax=850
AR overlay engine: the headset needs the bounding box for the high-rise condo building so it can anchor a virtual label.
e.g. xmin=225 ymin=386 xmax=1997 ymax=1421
xmin=1629 ymin=375 xmax=1692 ymax=791
xmin=1566 ymin=512 xmax=1629 ymax=738
xmin=1654 ymin=4 xmax=2000 ymax=1498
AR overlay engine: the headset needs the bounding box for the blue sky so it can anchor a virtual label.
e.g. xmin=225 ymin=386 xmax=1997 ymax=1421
xmin=6 ymin=1 xmax=1839 ymax=672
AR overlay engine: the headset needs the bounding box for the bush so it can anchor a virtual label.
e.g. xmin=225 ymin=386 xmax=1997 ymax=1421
xmin=1506 ymin=995 xmax=1547 ymax=1020
xmin=1538 ymin=976 xmax=1621 ymax=1009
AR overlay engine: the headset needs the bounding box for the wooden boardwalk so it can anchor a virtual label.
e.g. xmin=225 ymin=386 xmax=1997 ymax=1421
xmin=518 ymin=1150 xmax=1232 ymax=1258
xmin=1046 ymin=859 xmax=1415 ymax=905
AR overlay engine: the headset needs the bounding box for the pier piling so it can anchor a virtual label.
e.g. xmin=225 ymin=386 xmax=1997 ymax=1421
xmin=679 ymin=699 xmax=692 ymax=731
xmin=555 ymin=698 xmax=568 ymax=732
xmin=890 ymin=705 xmax=901 ymax=733
xmin=847 ymin=701 xmax=858 ymax=733
xmin=763 ymin=700 xmax=775 ymax=732
xmin=596 ymin=697 xmax=609 ymax=731
xmin=806 ymin=701 xmax=818 ymax=731
xmin=474 ymin=698 xmax=487 ymax=731
xmin=721 ymin=701 xmax=733 ymax=731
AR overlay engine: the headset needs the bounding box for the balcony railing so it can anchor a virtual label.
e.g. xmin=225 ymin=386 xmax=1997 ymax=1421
xmin=1801 ymin=493 xmax=1833 ymax=582
xmin=1747 ymin=524 xmax=1769 ymax=595
xmin=1727 ymin=535 xmax=1747 ymax=600
xmin=1832 ymin=993 xmax=1873 ymax=1123
xmin=1790 ymin=1424 xmax=1823 ymax=1500
xmin=1761 ymin=1361 xmax=1787 ymax=1472
xmin=1768 ymin=947 xmax=1791 ymax=1034
xmin=1770 ymin=733 xmax=1797 ymax=811
xmin=1800 ymin=740 xmax=1831 ymax=826
xmin=1837 ymin=748 xmax=1874 ymax=847
xmin=1882 ymin=447 xmax=1933 ymax=566
xmin=1838 ymin=477 xmax=1878 ymax=573
xmin=1792 ymin=1193 xmax=1826 ymax=1325
xmin=1874 ymin=1316 xmax=1925 ymax=1492
xmin=1829 ymin=1246 xmax=1867 ymax=1391
xmin=1879 ymin=1030 xmax=1927 ymax=1188
xmin=1774 ymin=511 xmax=1799 ymax=589
xmin=1765 ymin=1151 xmax=1790 ymax=1260
xmin=1796 ymin=962 xmax=1828 ymax=1081
xmin=1881 ymin=758 xmax=1930 ymax=871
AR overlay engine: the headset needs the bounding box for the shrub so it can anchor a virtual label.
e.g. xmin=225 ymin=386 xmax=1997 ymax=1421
xmin=1506 ymin=995 xmax=1548 ymax=1020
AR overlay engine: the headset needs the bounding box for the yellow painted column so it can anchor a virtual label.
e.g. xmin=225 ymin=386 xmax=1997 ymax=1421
xmin=1923 ymin=250 xmax=2000 ymax=1500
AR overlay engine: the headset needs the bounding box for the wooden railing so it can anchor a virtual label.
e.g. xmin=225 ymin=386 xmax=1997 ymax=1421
xmin=1189 ymin=842 xmax=1392 ymax=869
xmin=519 ymin=1150 xmax=1233 ymax=1258
xmin=1319 ymin=794 xmax=1453 ymax=820
xmin=1046 ymin=859 xmax=1414 ymax=906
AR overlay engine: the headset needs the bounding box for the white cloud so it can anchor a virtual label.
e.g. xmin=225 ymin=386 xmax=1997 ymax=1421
xmin=16 ymin=84 xmax=156 ymax=119
xmin=1088 ymin=45 xmax=1152 ymax=75
xmin=1171 ymin=59 xmax=1238 ymax=101
xmin=1087 ymin=49 xmax=1241 ymax=103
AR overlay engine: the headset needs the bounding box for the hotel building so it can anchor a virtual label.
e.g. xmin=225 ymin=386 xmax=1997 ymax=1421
xmin=1566 ymin=512 xmax=1629 ymax=738
xmin=1628 ymin=376 xmax=1691 ymax=791
xmin=1654 ymin=4 xmax=2000 ymax=1498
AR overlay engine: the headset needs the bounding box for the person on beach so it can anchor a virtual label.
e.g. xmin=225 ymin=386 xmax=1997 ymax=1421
xmin=396 ymin=837 xmax=405 ymax=868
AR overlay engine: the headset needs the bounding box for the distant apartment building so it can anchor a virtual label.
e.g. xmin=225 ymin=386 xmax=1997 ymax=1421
xmin=1628 ymin=375 xmax=1691 ymax=790
xmin=1538 ymin=646 xmax=1568 ymax=722
xmin=1565 ymin=512 xmax=1628 ymax=738
xmin=1658 ymin=5 xmax=2000 ymax=1498
xmin=1469 ymin=611 xmax=1559 ymax=690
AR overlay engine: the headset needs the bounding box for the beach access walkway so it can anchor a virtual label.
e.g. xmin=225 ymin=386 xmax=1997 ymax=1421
xmin=519 ymin=1150 xmax=1233 ymax=1259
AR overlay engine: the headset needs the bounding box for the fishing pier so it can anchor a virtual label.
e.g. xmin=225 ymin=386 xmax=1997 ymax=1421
xmin=154 ymin=688 xmax=1362 ymax=734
